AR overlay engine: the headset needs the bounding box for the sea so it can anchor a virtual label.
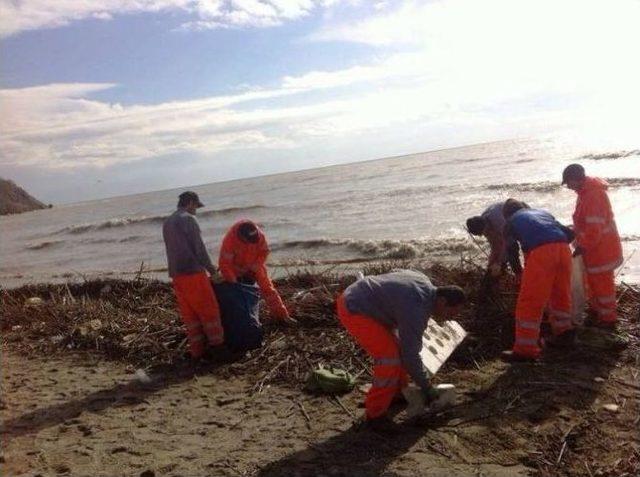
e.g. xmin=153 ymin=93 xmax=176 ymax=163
xmin=1 ymin=138 xmax=639 ymax=289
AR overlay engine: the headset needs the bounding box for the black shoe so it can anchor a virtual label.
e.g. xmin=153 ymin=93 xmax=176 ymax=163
xmin=204 ymin=344 xmax=239 ymax=363
xmin=592 ymin=321 xmax=617 ymax=331
xmin=546 ymin=329 xmax=577 ymax=348
xmin=501 ymin=350 xmax=538 ymax=363
xmin=364 ymin=416 xmax=401 ymax=435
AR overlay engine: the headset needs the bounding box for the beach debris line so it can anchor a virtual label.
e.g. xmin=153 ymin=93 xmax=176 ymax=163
xmin=1 ymin=262 xmax=638 ymax=391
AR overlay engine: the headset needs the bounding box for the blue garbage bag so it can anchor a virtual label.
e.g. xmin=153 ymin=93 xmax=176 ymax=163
xmin=213 ymin=281 xmax=263 ymax=352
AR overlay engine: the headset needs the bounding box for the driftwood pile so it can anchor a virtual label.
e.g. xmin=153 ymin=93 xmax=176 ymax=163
xmin=1 ymin=261 xmax=638 ymax=388
xmin=0 ymin=262 xmax=515 ymax=381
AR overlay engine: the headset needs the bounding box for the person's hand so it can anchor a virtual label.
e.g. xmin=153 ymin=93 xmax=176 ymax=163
xmin=489 ymin=263 xmax=502 ymax=277
xmin=422 ymin=386 xmax=439 ymax=405
xmin=209 ymin=269 xmax=224 ymax=284
xmin=281 ymin=315 xmax=298 ymax=326
xmin=572 ymin=246 xmax=585 ymax=257
xmin=514 ymin=271 xmax=522 ymax=286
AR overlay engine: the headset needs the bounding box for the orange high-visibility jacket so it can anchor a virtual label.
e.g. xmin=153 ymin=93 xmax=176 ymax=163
xmin=573 ymin=177 xmax=623 ymax=274
xmin=218 ymin=220 xmax=289 ymax=319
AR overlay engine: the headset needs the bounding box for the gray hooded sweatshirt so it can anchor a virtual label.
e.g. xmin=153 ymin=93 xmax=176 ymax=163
xmin=343 ymin=269 xmax=435 ymax=391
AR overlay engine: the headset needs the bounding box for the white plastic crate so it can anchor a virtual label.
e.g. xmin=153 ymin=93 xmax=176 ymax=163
xmin=420 ymin=320 xmax=467 ymax=377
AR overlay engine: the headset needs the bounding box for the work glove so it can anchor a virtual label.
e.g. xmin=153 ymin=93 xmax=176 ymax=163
xmin=572 ymin=246 xmax=585 ymax=257
xmin=488 ymin=263 xmax=502 ymax=278
xmin=422 ymin=386 xmax=440 ymax=405
xmin=281 ymin=315 xmax=298 ymax=326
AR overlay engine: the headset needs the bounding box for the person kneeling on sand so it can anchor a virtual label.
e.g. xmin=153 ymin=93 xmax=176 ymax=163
xmin=336 ymin=269 xmax=465 ymax=425
xmin=218 ymin=220 xmax=296 ymax=325
xmin=162 ymin=191 xmax=225 ymax=360
xmin=501 ymin=199 xmax=575 ymax=362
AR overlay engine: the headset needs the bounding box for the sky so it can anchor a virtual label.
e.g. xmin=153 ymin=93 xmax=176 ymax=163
xmin=1 ymin=0 xmax=639 ymax=203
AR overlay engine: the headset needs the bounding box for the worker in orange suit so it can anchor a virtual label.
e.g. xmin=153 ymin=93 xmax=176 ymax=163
xmin=501 ymin=199 xmax=575 ymax=362
xmin=336 ymin=270 xmax=465 ymax=425
xmin=162 ymin=191 xmax=224 ymax=359
xmin=218 ymin=220 xmax=295 ymax=324
xmin=562 ymin=164 xmax=623 ymax=329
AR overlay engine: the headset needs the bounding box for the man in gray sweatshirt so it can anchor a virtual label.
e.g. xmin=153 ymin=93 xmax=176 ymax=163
xmin=163 ymin=191 xmax=224 ymax=359
xmin=336 ymin=270 xmax=465 ymax=421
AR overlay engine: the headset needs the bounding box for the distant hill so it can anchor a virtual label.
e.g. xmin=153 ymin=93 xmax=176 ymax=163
xmin=0 ymin=178 xmax=49 ymax=215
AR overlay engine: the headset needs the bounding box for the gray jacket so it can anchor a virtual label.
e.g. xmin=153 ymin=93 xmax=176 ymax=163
xmin=162 ymin=208 xmax=215 ymax=278
xmin=343 ymin=269 xmax=436 ymax=391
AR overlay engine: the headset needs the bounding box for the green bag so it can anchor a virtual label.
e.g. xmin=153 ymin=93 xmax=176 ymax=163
xmin=306 ymin=366 xmax=356 ymax=394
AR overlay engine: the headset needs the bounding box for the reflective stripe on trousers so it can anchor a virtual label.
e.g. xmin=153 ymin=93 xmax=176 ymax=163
xmin=372 ymin=376 xmax=401 ymax=388
xmin=585 ymin=269 xmax=617 ymax=323
xmin=514 ymin=242 xmax=572 ymax=358
xmin=586 ymin=257 xmax=624 ymax=274
xmin=173 ymin=271 xmax=224 ymax=357
xmin=336 ymin=294 xmax=409 ymax=419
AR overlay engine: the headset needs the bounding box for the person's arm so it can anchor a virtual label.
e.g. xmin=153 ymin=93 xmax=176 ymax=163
xmin=485 ymin=227 xmax=505 ymax=270
xmin=218 ymin=232 xmax=238 ymax=283
xmin=183 ymin=216 xmax=216 ymax=275
xmin=575 ymin=191 xmax=607 ymax=253
xmin=506 ymin=238 xmax=522 ymax=275
xmin=397 ymin=314 xmax=430 ymax=393
xmin=255 ymin=263 xmax=290 ymax=320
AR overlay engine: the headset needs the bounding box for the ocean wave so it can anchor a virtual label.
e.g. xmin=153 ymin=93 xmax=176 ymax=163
xmin=61 ymin=216 xmax=166 ymax=234
xmin=199 ymin=204 xmax=266 ymax=218
xmin=272 ymin=237 xmax=476 ymax=259
xmin=83 ymin=235 xmax=145 ymax=244
xmin=607 ymin=178 xmax=640 ymax=188
xmin=578 ymin=149 xmax=640 ymax=161
xmin=485 ymin=181 xmax=560 ymax=193
xmin=56 ymin=204 xmax=266 ymax=235
xmin=486 ymin=177 xmax=640 ymax=193
xmin=25 ymin=240 xmax=64 ymax=250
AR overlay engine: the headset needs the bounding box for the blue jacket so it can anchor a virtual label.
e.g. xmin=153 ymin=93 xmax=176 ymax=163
xmin=506 ymin=209 xmax=571 ymax=253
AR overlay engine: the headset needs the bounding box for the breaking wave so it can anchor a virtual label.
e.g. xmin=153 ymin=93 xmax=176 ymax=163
xmin=272 ymin=237 xmax=476 ymax=259
xmin=25 ymin=240 xmax=64 ymax=250
xmin=82 ymin=235 xmax=145 ymax=244
xmin=578 ymin=149 xmax=640 ymax=161
xmin=55 ymin=205 xmax=266 ymax=235
xmin=621 ymin=235 xmax=640 ymax=243
xmin=486 ymin=177 xmax=640 ymax=193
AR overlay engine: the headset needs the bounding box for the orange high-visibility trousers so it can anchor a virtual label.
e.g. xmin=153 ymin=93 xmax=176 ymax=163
xmin=337 ymin=294 xmax=408 ymax=420
xmin=172 ymin=271 xmax=224 ymax=358
xmin=514 ymin=242 xmax=573 ymax=358
xmin=586 ymin=270 xmax=617 ymax=323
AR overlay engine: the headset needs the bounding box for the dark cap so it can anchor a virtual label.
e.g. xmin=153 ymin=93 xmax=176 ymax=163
xmin=178 ymin=191 xmax=204 ymax=208
xmin=466 ymin=216 xmax=486 ymax=236
xmin=562 ymin=163 xmax=585 ymax=184
xmin=237 ymin=221 xmax=259 ymax=244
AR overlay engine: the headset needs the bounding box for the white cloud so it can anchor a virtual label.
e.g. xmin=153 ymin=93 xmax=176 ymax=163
xmin=0 ymin=0 xmax=345 ymax=37
xmin=2 ymin=0 xmax=639 ymax=195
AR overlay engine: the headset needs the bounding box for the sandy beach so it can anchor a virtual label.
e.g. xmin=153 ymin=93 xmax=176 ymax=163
xmin=2 ymin=265 xmax=639 ymax=476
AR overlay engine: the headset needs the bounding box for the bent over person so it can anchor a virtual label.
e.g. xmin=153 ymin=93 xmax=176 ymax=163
xmin=163 ymin=191 xmax=224 ymax=359
xmin=336 ymin=270 xmax=465 ymax=422
xmin=466 ymin=201 xmax=523 ymax=277
xmin=219 ymin=220 xmax=294 ymax=323
xmin=562 ymin=164 xmax=623 ymax=328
